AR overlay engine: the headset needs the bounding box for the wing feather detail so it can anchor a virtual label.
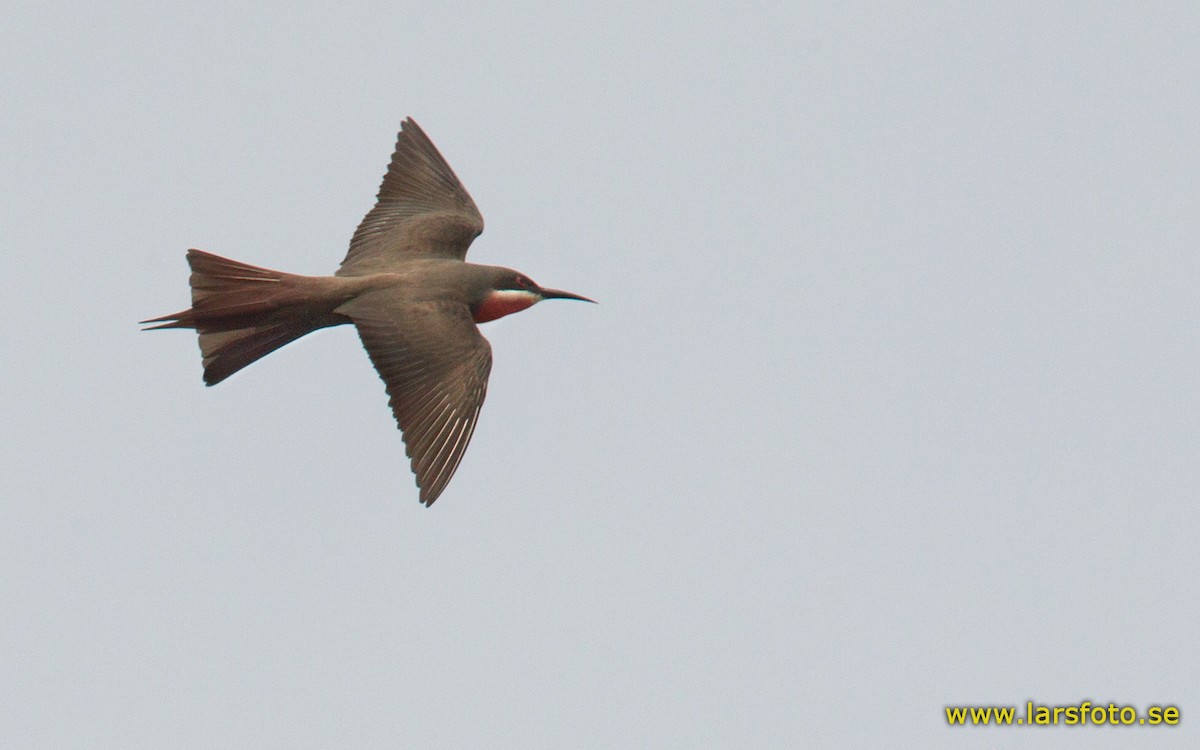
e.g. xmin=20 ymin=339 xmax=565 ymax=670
xmin=341 ymin=298 xmax=493 ymax=505
xmin=337 ymin=118 xmax=484 ymax=275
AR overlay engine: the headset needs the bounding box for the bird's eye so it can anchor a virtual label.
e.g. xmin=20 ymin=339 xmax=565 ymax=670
xmin=515 ymin=276 xmax=532 ymax=289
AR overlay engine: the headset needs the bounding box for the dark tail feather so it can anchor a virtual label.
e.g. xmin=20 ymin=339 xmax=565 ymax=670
xmin=193 ymin=322 xmax=316 ymax=386
xmin=142 ymin=249 xmax=334 ymax=385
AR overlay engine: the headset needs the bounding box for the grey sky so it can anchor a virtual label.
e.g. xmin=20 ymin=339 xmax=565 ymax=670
xmin=3 ymin=2 xmax=1198 ymax=747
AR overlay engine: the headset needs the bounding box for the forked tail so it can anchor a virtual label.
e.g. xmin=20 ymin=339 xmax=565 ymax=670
xmin=142 ymin=249 xmax=346 ymax=385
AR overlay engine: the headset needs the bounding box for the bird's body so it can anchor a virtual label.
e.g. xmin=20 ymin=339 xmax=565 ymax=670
xmin=144 ymin=118 xmax=592 ymax=505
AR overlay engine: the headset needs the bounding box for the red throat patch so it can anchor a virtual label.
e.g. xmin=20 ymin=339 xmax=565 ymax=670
xmin=473 ymin=289 xmax=540 ymax=323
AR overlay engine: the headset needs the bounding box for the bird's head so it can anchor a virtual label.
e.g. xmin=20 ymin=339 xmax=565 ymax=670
xmin=471 ymin=267 xmax=595 ymax=324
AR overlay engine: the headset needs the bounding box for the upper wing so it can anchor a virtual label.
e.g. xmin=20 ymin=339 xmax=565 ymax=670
xmin=339 ymin=296 xmax=493 ymax=506
xmin=337 ymin=118 xmax=485 ymax=276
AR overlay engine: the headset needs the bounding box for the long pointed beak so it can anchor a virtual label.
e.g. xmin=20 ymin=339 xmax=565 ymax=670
xmin=539 ymin=287 xmax=596 ymax=304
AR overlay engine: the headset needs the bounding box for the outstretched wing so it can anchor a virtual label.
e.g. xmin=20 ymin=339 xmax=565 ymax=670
xmin=337 ymin=118 xmax=484 ymax=276
xmin=339 ymin=297 xmax=493 ymax=506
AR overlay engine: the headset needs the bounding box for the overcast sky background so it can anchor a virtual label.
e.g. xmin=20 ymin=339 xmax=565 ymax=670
xmin=3 ymin=2 xmax=1198 ymax=748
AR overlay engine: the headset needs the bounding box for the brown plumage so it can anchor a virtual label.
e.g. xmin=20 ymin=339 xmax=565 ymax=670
xmin=143 ymin=118 xmax=593 ymax=506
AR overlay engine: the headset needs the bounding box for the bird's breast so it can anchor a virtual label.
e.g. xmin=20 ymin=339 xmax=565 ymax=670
xmin=472 ymin=289 xmax=540 ymax=323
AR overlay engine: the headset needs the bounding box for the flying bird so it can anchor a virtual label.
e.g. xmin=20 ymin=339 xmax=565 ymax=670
xmin=143 ymin=118 xmax=593 ymax=505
